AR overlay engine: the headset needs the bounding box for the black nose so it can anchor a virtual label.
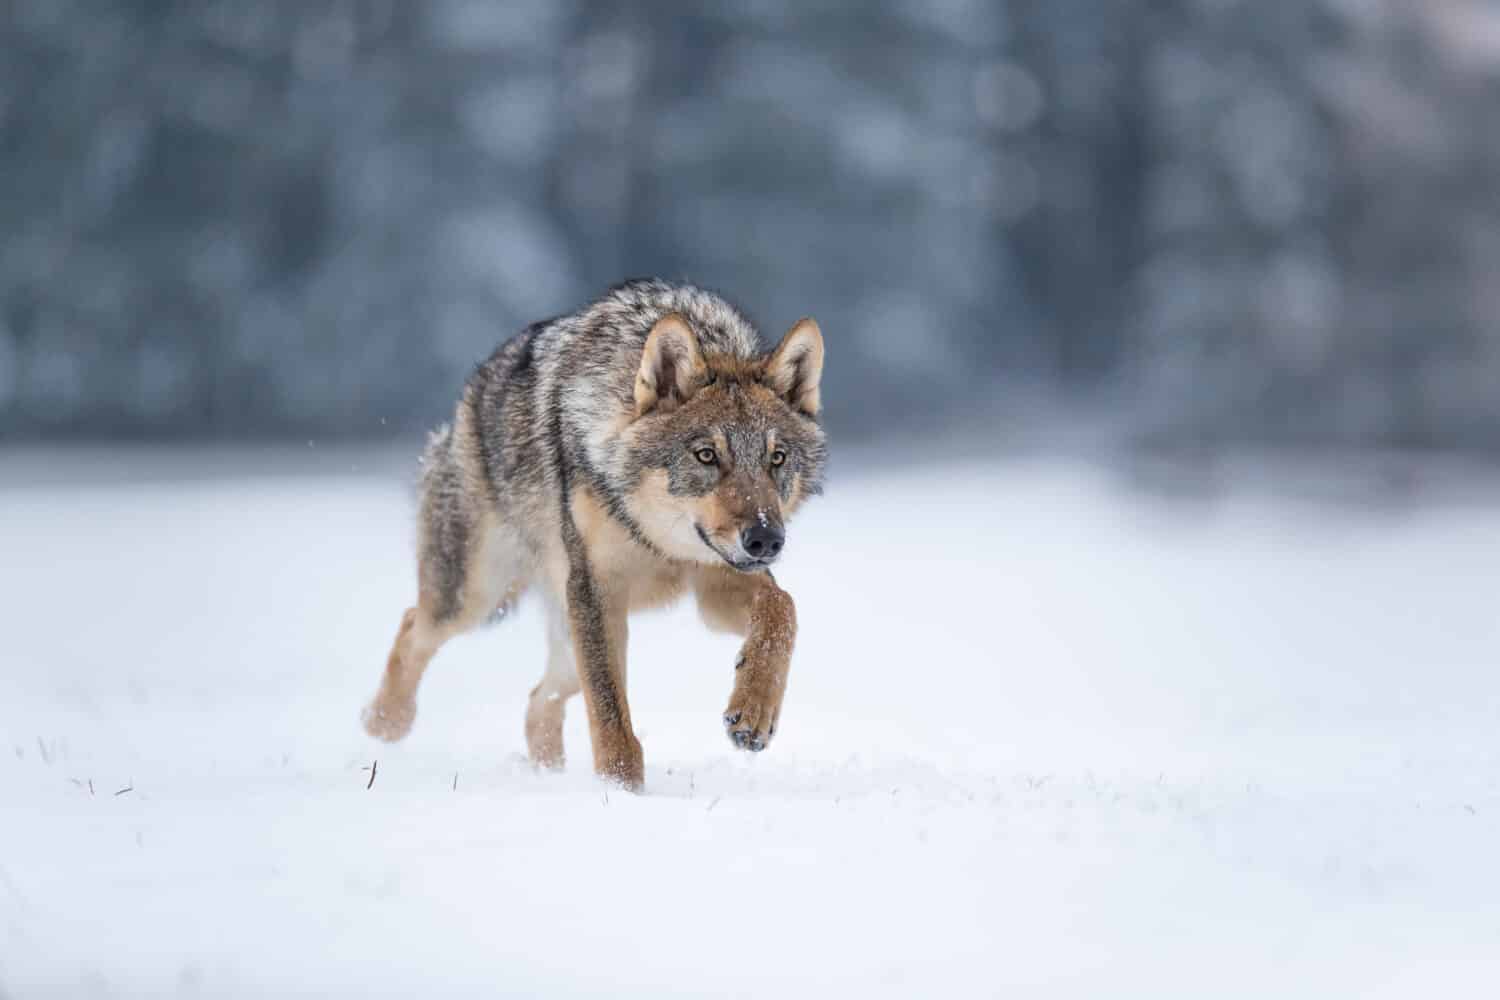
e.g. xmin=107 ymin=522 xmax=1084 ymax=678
xmin=741 ymin=523 xmax=785 ymax=561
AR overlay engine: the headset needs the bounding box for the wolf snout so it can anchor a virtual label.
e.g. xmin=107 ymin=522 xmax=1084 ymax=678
xmin=740 ymin=523 xmax=784 ymax=563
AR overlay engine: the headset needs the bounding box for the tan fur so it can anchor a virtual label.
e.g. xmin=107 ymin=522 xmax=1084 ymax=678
xmin=523 ymin=607 xmax=580 ymax=768
xmin=623 ymin=469 xmax=717 ymax=566
xmin=568 ymin=485 xmax=699 ymax=789
xmin=365 ymin=508 xmax=524 ymax=741
xmin=636 ymin=313 xmax=708 ymax=415
xmin=362 ymin=608 xmax=425 ymax=741
xmin=366 ymin=429 xmax=805 ymax=783
xmin=696 ymin=568 xmax=797 ymax=750
xmin=628 ymin=380 xmax=794 ymax=559
xmin=764 ymin=318 xmax=824 ymax=416
xmin=571 ymin=485 xmax=690 ymax=609
xmin=360 ymin=282 xmax=827 ymax=792
xmin=703 ymin=354 xmax=768 ymax=383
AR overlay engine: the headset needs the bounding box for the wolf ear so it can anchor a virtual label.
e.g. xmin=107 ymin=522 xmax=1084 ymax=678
xmin=763 ymin=318 xmax=824 ymax=417
xmin=635 ymin=313 xmax=708 ymax=416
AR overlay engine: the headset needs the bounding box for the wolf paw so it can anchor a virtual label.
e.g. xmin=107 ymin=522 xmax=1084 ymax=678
xmin=362 ymin=696 xmax=416 ymax=742
xmin=594 ymin=737 xmax=645 ymax=792
xmin=722 ymin=697 xmax=777 ymax=753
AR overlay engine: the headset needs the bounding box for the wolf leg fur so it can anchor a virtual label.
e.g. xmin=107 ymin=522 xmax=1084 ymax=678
xmin=363 ymin=606 xmax=445 ymax=741
xmin=363 ymin=507 xmax=523 ymax=743
xmin=564 ymin=562 xmax=643 ymax=790
xmin=525 ymin=603 xmax=582 ymax=768
xmin=696 ymin=569 xmax=797 ymax=752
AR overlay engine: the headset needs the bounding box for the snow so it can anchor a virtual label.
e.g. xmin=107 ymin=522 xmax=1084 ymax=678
xmin=3 ymin=449 xmax=1499 ymax=997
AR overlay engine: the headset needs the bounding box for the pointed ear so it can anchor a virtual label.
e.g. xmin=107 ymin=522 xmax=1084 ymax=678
xmin=763 ymin=317 xmax=824 ymax=417
xmin=635 ymin=313 xmax=708 ymax=416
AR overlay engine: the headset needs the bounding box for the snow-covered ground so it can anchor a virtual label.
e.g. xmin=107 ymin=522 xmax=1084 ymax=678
xmin=2 ymin=447 xmax=1498 ymax=997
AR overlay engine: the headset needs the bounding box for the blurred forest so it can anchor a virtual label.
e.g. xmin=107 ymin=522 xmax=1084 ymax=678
xmin=3 ymin=0 xmax=1500 ymax=449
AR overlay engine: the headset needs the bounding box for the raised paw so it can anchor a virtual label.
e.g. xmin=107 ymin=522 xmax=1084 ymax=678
xmin=722 ymin=697 xmax=778 ymax=753
xmin=362 ymin=695 xmax=416 ymax=742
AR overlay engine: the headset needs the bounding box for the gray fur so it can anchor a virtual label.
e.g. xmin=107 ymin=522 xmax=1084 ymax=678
xmin=372 ymin=280 xmax=827 ymax=786
xmin=417 ymin=278 xmax=826 ymax=621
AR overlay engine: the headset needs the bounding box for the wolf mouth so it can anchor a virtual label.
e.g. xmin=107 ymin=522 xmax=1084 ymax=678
xmin=694 ymin=523 xmax=764 ymax=573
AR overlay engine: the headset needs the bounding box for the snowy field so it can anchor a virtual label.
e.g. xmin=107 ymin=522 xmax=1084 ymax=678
xmin=2 ymin=446 xmax=1499 ymax=997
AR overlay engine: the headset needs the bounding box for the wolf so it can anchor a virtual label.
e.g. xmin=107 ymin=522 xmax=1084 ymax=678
xmin=361 ymin=279 xmax=827 ymax=790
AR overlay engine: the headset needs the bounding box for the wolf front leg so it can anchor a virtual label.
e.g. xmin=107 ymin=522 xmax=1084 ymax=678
xmin=565 ymin=561 xmax=644 ymax=790
xmin=696 ymin=569 xmax=797 ymax=752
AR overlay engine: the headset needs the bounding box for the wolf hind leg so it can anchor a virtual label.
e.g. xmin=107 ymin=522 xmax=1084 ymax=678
xmin=363 ymin=503 xmax=527 ymax=743
xmin=363 ymin=604 xmax=448 ymax=742
xmin=524 ymin=602 xmax=582 ymax=768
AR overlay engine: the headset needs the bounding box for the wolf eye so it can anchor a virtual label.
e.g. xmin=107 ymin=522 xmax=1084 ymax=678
xmin=695 ymin=447 xmax=718 ymax=465
xmin=770 ymin=449 xmax=787 ymax=467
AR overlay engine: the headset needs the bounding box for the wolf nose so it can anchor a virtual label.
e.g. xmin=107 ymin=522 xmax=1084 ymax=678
xmin=741 ymin=523 xmax=784 ymax=561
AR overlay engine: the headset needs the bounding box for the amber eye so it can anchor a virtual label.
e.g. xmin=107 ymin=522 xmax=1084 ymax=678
xmin=695 ymin=447 xmax=718 ymax=465
xmin=770 ymin=449 xmax=787 ymax=467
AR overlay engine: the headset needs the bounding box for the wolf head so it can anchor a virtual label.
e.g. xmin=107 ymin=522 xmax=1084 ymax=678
xmin=621 ymin=313 xmax=827 ymax=571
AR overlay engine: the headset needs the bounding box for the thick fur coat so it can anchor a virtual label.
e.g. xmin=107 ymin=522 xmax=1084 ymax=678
xmin=363 ymin=280 xmax=827 ymax=789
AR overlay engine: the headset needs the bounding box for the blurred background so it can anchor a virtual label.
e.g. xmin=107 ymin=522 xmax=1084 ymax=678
xmin=6 ymin=0 xmax=1500 ymax=455
xmin=8 ymin=6 xmax=1500 ymax=995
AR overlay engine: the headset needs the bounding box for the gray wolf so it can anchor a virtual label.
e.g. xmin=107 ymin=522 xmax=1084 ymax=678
xmin=361 ymin=279 xmax=827 ymax=790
